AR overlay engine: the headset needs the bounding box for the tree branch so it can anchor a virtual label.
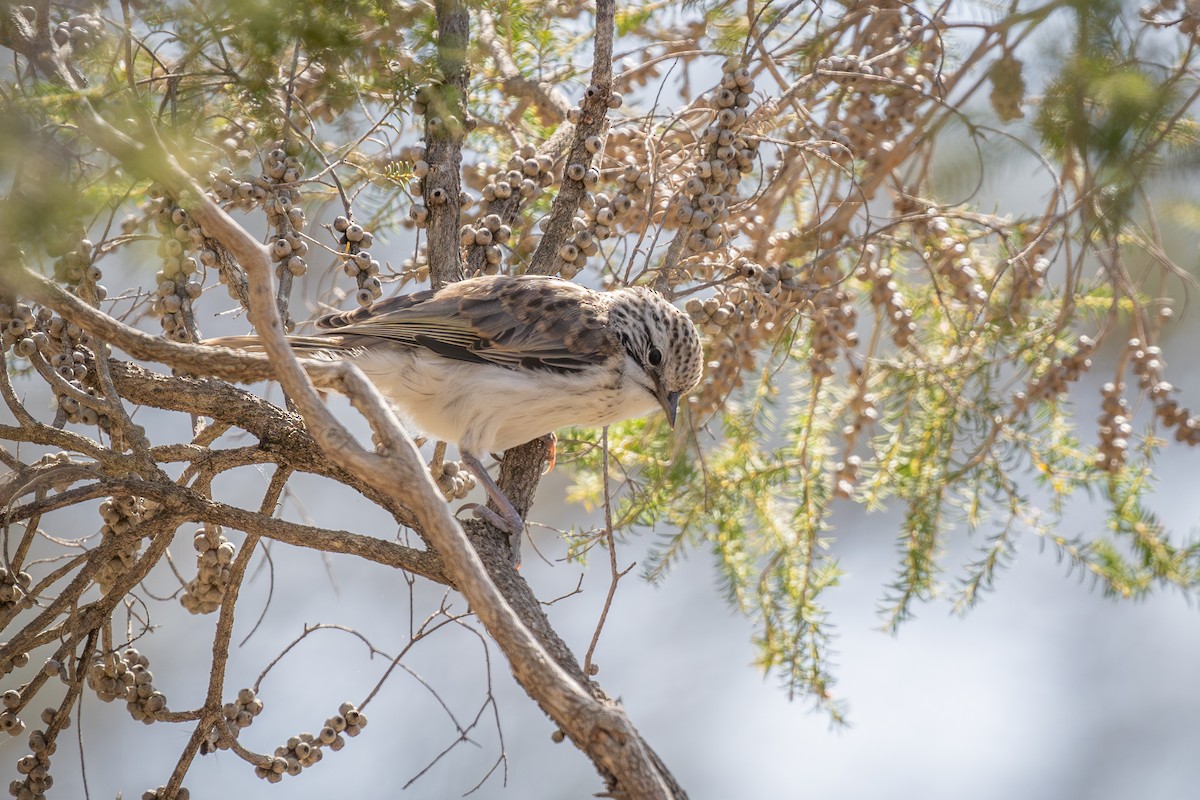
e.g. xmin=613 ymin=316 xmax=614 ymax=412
xmin=424 ymin=0 xmax=470 ymax=289
xmin=526 ymin=0 xmax=618 ymax=276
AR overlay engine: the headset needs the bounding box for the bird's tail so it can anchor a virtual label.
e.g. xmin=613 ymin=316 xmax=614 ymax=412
xmin=204 ymin=334 xmax=349 ymax=357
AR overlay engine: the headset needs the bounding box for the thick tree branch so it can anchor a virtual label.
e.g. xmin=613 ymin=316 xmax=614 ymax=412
xmin=0 ymin=264 xmax=276 ymax=383
xmin=103 ymin=361 xmax=427 ymax=532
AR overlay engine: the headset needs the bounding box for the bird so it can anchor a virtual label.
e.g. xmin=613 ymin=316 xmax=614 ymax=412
xmin=207 ymin=274 xmax=705 ymax=564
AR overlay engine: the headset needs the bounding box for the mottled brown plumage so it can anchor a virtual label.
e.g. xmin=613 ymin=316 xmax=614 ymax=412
xmin=208 ymin=274 xmax=704 ymax=564
xmin=311 ymin=275 xmax=614 ymax=374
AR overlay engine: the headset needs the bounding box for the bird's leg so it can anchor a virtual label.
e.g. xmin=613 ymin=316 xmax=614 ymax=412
xmin=458 ymin=452 xmax=524 ymax=566
xmin=541 ymin=432 xmax=557 ymax=475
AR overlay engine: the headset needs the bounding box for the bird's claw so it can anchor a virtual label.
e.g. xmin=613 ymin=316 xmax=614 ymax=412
xmin=458 ymin=502 xmax=520 ymax=535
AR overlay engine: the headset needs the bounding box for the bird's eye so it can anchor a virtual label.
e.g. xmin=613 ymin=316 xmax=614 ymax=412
xmin=647 ymin=346 xmax=663 ymax=367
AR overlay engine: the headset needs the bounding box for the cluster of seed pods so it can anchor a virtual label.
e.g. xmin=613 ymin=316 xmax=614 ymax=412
xmin=9 ymin=723 xmax=59 ymax=800
xmin=253 ymin=702 xmax=367 ymax=783
xmin=181 ymin=526 xmax=235 ymax=615
xmin=86 ymin=648 xmax=167 ymax=724
xmin=664 ymin=61 xmax=759 ymax=256
xmin=147 ymin=197 xmax=203 ymax=343
xmin=95 ymin=496 xmax=151 ymax=593
xmin=331 ymin=215 xmax=383 ymax=307
xmin=201 ymin=687 xmax=264 ymax=755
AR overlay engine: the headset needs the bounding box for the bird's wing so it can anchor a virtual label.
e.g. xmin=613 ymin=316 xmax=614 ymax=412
xmin=315 ymin=276 xmax=615 ymax=374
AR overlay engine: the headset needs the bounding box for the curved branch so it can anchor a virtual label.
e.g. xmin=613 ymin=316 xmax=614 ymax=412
xmin=104 ymin=361 xmax=427 ymax=533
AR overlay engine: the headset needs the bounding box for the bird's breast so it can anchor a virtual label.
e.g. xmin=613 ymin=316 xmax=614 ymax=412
xmin=350 ymin=349 xmax=658 ymax=454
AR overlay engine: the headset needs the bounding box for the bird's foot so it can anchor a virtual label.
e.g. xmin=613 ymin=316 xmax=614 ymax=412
xmin=460 ymin=452 xmax=525 ymax=567
xmin=458 ymin=502 xmax=521 ymax=533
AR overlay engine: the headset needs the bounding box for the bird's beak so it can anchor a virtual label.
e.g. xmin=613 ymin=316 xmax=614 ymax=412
xmin=658 ymin=388 xmax=681 ymax=428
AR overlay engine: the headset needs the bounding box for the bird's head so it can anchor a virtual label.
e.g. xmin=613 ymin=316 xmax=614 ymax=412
xmin=610 ymin=287 xmax=704 ymax=427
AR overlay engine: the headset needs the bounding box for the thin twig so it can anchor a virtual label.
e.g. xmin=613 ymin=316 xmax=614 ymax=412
xmin=583 ymin=427 xmax=634 ymax=675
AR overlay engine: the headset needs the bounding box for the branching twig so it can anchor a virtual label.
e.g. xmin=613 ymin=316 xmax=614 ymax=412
xmin=583 ymin=427 xmax=635 ymax=675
